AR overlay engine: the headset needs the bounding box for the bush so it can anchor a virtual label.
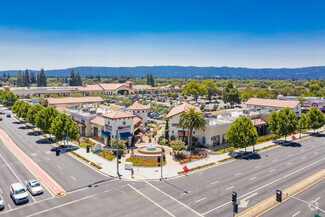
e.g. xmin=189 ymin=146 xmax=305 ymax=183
xmin=97 ymin=150 xmax=116 ymax=160
xmin=126 ymin=157 xmax=166 ymax=167
xmin=177 ymin=154 xmax=207 ymax=164
xmin=80 ymin=143 xmax=94 ymax=148
xmin=170 ymin=135 xmax=176 ymax=141
xmin=170 ymin=140 xmax=186 ymax=152
xmin=177 ymin=162 xmax=215 ymax=175
xmin=110 ymin=139 xmax=127 ymax=150
xmin=90 ymin=162 xmax=102 ymax=169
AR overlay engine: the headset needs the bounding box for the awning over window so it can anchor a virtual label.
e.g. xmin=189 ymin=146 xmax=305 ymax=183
xmin=102 ymin=131 xmax=111 ymax=137
xmin=120 ymin=132 xmax=133 ymax=138
xmin=77 ymin=123 xmax=85 ymax=127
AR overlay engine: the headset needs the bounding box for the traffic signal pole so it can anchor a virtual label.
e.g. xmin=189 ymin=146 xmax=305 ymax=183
xmin=116 ymin=129 xmax=120 ymax=179
xmin=285 ymin=193 xmax=325 ymax=215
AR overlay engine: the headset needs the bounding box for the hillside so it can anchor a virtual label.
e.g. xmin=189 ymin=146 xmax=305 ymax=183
xmin=1 ymin=66 xmax=325 ymax=79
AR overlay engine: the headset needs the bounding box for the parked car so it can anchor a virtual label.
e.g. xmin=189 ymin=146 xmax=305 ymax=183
xmin=0 ymin=194 xmax=4 ymax=210
xmin=0 ymin=117 xmax=2 ymax=121
xmin=6 ymin=114 xmax=10 ymax=118
xmin=10 ymin=183 xmax=29 ymax=205
xmin=27 ymin=180 xmax=44 ymax=196
xmin=0 ymin=111 xmax=5 ymax=115
xmin=147 ymin=120 xmax=154 ymax=124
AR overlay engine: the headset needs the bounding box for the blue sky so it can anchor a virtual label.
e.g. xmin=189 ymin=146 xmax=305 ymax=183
xmin=1 ymin=0 xmax=325 ymax=70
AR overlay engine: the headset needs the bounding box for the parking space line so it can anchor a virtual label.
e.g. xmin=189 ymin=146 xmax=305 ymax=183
xmin=210 ymin=180 xmax=219 ymax=185
xmin=70 ymin=176 xmax=77 ymax=181
xmin=56 ymin=165 xmax=62 ymax=170
xmin=249 ymin=177 xmax=257 ymax=181
xmin=287 ymin=162 xmax=292 ymax=166
xmin=269 ymin=169 xmax=276 ymax=173
xmin=0 ymin=187 xmax=2 ymax=194
xmin=292 ymin=211 xmax=300 ymax=217
xmin=145 ymin=181 xmax=203 ymax=217
xmin=196 ymin=197 xmax=206 ymax=203
xmin=315 ymin=197 xmax=321 ymax=202
xmin=255 ymin=165 xmax=261 ymax=169
xmin=8 ymin=204 xmax=11 ymax=210
xmin=234 ymin=172 xmax=242 ymax=176
xmin=128 ymin=184 xmax=176 ymax=217
xmin=225 ymin=186 xmax=234 ymax=191
xmin=272 ymin=159 xmax=278 ymax=162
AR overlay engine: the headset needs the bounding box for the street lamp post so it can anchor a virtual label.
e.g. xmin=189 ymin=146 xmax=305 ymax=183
xmin=116 ymin=129 xmax=121 ymax=179
xmin=160 ymin=138 xmax=163 ymax=181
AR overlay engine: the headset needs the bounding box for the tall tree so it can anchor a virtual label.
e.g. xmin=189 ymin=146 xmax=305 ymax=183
xmin=37 ymin=69 xmax=47 ymax=87
xmin=27 ymin=104 xmax=44 ymax=125
xmin=203 ymin=80 xmax=219 ymax=102
xmin=76 ymin=72 xmax=82 ymax=86
xmin=30 ymin=71 xmax=36 ymax=83
xmin=50 ymin=113 xmax=79 ymax=144
xmin=96 ymin=74 xmax=101 ymax=82
xmin=306 ymin=107 xmax=325 ymax=132
xmin=299 ymin=113 xmax=308 ymax=130
xmin=183 ymin=81 xmax=207 ymax=102
xmin=17 ymin=70 xmax=22 ymax=87
xmin=179 ymin=107 xmax=206 ymax=147
xmin=24 ymin=69 xmax=30 ymax=87
xmin=222 ymin=81 xmax=241 ymax=108
xmin=269 ymin=107 xmax=298 ymax=141
xmin=69 ymin=69 xmax=77 ymax=86
xmin=226 ymin=116 xmax=258 ymax=152
xmin=0 ymin=91 xmax=18 ymax=106
xmin=35 ymin=106 xmax=59 ymax=134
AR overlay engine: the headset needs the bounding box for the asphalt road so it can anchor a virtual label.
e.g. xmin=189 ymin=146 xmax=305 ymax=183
xmin=262 ymin=179 xmax=325 ymax=217
xmin=0 ymin=105 xmax=324 ymax=217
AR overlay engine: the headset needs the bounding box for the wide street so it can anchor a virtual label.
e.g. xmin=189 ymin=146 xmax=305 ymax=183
xmin=0 ymin=105 xmax=324 ymax=216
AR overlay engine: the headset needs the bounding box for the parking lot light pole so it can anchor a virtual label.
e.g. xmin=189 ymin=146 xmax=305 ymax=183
xmin=160 ymin=139 xmax=163 ymax=181
xmin=116 ymin=129 xmax=121 ymax=179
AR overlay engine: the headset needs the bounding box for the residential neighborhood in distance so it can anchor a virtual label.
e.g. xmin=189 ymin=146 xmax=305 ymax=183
xmin=1 ymin=1 xmax=325 ymax=217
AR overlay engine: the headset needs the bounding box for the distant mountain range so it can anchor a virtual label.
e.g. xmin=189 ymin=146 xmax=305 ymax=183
xmin=1 ymin=66 xmax=325 ymax=79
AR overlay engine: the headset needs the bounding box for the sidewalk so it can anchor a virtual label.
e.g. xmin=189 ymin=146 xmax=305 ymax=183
xmin=73 ymin=127 xmax=325 ymax=181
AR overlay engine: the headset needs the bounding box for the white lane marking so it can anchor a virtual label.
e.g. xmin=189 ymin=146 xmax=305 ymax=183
xmin=128 ymin=184 xmax=175 ymax=217
xmin=26 ymin=194 xmax=95 ymax=217
xmin=302 ymin=157 xmax=306 ymax=160
xmin=292 ymin=211 xmax=300 ymax=217
xmin=145 ymin=181 xmax=203 ymax=217
xmin=70 ymin=176 xmax=77 ymax=181
xmin=196 ymin=197 xmax=206 ymax=203
xmin=210 ymin=180 xmax=219 ymax=185
xmin=287 ymin=162 xmax=292 ymax=166
xmin=249 ymin=177 xmax=257 ymax=181
xmin=181 ymin=190 xmax=191 ymax=196
xmin=225 ymin=186 xmax=234 ymax=191
xmin=288 ymin=154 xmax=293 ymax=157
xmin=272 ymin=159 xmax=278 ymax=162
xmin=239 ymin=192 xmax=258 ymax=208
xmin=104 ymin=189 xmax=112 ymax=193
xmin=255 ymin=165 xmax=261 ymax=169
xmin=314 ymin=152 xmax=318 ymax=154
xmin=269 ymin=169 xmax=276 ymax=173
xmin=315 ymin=197 xmax=321 ymax=202
xmin=234 ymin=172 xmax=242 ymax=176
xmin=202 ymin=157 xmax=325 ymax=216
xmin=0 ymin=188 xmax=2 ymax=194
xmin=8 ymin=204 xmax=11 ymax=210
xmin=56 ymin=165 xmax=62 ymax=170
xmin=0 ymin=154 xmax=36 ymax=203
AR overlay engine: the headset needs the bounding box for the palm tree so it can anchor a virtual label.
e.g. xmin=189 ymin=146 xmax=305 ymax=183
xmin=179 ymin=107 xmax=206 ymax=147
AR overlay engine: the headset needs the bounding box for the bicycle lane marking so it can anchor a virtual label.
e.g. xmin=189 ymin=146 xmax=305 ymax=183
xmin=0 ymin=129 xmax=66 ymax=197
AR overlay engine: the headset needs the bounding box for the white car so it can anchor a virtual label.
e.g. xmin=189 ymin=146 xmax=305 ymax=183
xmin=27 ymin=180 xmax=44 ymax=196
xmin=10 ymin=183 xmax=29 ymax=204
xmin=0 ymin=194 xmax=4 ymax=210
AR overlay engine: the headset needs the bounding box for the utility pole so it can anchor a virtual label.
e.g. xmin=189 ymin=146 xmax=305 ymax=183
xmin=116 ymin=129 xmax=120 ymax=179
xmin=66 ymin=118 xmax=69 ymax=151
xmin=160 ymin=138 xmax=163 ymax=181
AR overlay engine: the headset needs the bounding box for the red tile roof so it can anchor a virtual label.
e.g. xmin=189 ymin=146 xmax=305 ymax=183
xmin=47 ymin=96 xmax=103 ymax=105
xmin=166 ymin=103 xmax=201 ymax=119
xmin=246 ymin=98 xmax=300 ymax=109
xmin=90 ymin=116 xmax=105 ymax=126
xmin=102 ymin=110 xmax=136 ymax=119
xmin=252 ymin=118 xmax=267 ymax=126
xmin=133 ymin=116 xmax=142 ymax=125
xmin=78 ymin=84 xmax=104 ymax=92
xmin=128 ymin=102 xmax=149 ymax=111
xmin=99 ymin=83 xmax=129 ymax=91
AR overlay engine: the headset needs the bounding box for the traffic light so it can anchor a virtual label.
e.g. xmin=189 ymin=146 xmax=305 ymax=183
xmin=233 ymin=203 xmax=238 ymax=214
xmin=56 ymin=148 xmax=60 ymax=156
xmin=157 ymin=156 xmax=161 ymax=163
xmin=232 ymin=191 xmax=237 ymax=203
xmin=276 ymin=190 xmax=282 ymax=202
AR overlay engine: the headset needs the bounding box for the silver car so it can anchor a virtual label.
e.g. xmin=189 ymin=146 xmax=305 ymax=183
xmin=0 ymin=194 xmax=4 ymax=210
xmin=10 ymin=183 xmax=29 ymax=205
xmin=27 ymin=180 xmax=44 ymax=196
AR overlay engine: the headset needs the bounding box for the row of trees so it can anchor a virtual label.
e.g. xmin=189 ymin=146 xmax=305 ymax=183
xmin=16 ymin=69 xmax=47 ymax=87
xmin=12 ymin=101 xmax=79 ymax=144
xmin=146 ymin=73 xmax=155 ymax=87
xmin=69 ymin=70 xmax=82 ymax=86
xmin=299 ymin=107 xmax=325 ymax=132
xmin=0 ymin=90 xmax=18 ymax=107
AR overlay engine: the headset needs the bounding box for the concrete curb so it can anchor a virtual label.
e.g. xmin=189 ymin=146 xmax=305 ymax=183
xmin=237 ymin=169 xmax=325 ymax=217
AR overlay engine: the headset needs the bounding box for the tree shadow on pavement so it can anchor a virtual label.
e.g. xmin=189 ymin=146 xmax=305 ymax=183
xmin=234 ymin=152 xmax=261 ymax=160
xmin=36 ymin=138 xmax=54 ymax=144
xmin=311 ymin=133 xmax=325 ymax=137
xmin=12 ymin=121 xmax=22 ymax=124
xmin=27 ymin=131 xmax=40 ymax=136
xmin=280 ymin=142 xmax=302 ymax=148
xmin=18 ymin=126 xmax=30 ymax=130
xmin=66 ymin=178 xmax=116 ymax=193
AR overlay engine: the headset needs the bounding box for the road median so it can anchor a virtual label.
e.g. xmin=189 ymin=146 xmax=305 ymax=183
xmin=236 ymin=168 xmax=325 ymax=217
